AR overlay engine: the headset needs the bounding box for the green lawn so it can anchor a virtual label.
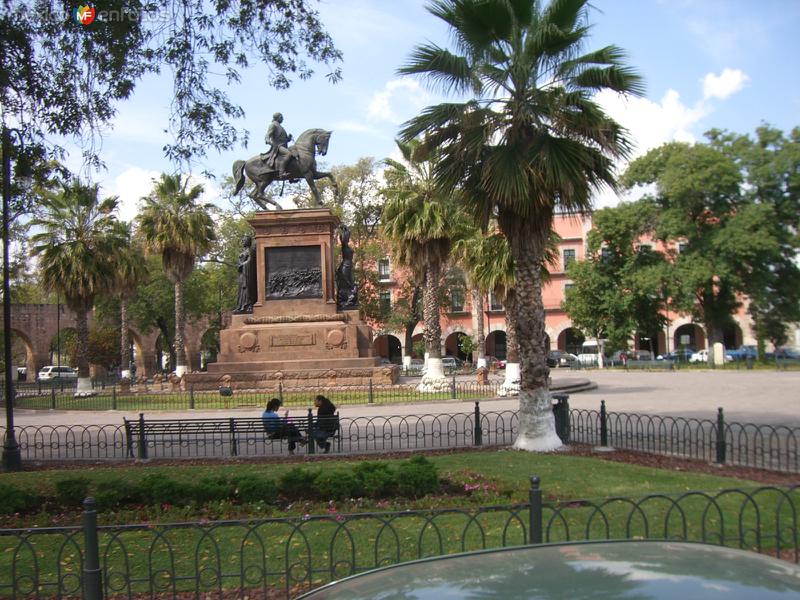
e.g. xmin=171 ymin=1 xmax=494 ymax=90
xmin=1 ymin=451 xmax=796 ymax=597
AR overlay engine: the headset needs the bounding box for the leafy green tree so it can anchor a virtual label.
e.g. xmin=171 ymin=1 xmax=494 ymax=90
xmin=399 ymin=0 xmax=641 ymax=449
xmin=381 ymin=139 xmax=466 ymax=387
xmin=563 ymin=200 xmax=668 ymax=361
xmin=707 ymin=126 xmax=800 ymax=354
xmin=137 ymin=174 xmax=215 ymax=375
xmin=30 ymin=182 xmax=125 ymax=391
xmin=622 ymin=130 xmax=800 ymax=363
xmin=1 ymin=1 xmax=341 ymax=166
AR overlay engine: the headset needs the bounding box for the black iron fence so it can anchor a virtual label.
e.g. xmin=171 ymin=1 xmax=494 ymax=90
xmin=3 ymin=399 xmax=799 ymax=473
xmin=6 ymin=380 xmax=501 ymax=411
xmin=569 ymin=401 xmax=800 ymax=472
xmin=0 ymin=477 xmax=797 ymax=599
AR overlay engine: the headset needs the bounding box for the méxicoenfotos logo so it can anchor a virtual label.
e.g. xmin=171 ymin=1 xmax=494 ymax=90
xmin=37 ymin=3 xmax=170 ymax=26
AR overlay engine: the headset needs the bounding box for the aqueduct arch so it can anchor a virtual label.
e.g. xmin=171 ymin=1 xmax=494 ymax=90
xmin=7 ymin=304 xmax=218 ymax=377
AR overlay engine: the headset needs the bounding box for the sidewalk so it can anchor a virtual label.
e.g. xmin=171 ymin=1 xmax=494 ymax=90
xmin=8 ymin=369 xmax=800 ymax=427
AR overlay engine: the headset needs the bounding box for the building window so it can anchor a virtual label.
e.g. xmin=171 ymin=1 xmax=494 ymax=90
xmin=600 ymin=247 xmax=613 ymax=262
xmin=637 ymin=244 xmax=653 ymax=253
xmin=677 ymin=242 xmax=688 ymax=254
xmin=489 ymin=290 xmax=504 ymax=311
xmin=379 ymin=290 xmax=391 ymax=314
xmin=450 ymin=288 xmax=465 ymax=312
xmin=565 ymin=283 xmax=574 ymax=293
xmin=378 ymin=258 xmax=391 ymax=281
xmin=563 ymin=248 xmax=576 ymax=270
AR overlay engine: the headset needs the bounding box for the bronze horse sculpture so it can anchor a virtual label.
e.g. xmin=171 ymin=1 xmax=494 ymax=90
xmin=232 ymin=128 xmax=336 ymax=209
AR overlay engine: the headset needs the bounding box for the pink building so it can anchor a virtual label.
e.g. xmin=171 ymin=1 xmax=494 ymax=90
xmin=372 ymin=213 xmax=757 ymax=363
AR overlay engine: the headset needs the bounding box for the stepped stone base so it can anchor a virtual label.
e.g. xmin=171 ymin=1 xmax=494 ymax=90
xmin=184 ymin=362 xmax=398 ymax=391
xmin=183 ymin=208 xmax=400 ymax=391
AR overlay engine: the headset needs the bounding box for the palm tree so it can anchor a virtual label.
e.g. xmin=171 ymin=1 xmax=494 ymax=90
xmin=137 ymin=174 xmax=215 ymax=376
xmin=114 ymin=222 xmax=148 ymax=379
xmin=381 ymin=139 xmax=464 ymax=390
xmin=400 ymin=0 xmax=641 ymax=450
xmin=30 ymin=182 xmax=126 ymax=394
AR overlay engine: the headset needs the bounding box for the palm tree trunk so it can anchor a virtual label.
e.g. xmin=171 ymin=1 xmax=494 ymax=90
xmin=418 ymin=263 xmax=447 ymax=391
xmin=501 ymin=289 xmax=521 ymax=393
xmin=120 ymin=297 xmax=131 ymax=379
xmin=423 ymin=263 xmax=442 ymax=360
xmin=471 ymin=287 xmax=486 ymax=368
xmin=74 ymin=306 xmax=92 ymax=394
xmin=174 ymin=280 xmax=187 ymax=376
xmin=502 ymin=218 xmax=561 ymax=451
xmin=402 ymin=285 xmax=422 ymax=369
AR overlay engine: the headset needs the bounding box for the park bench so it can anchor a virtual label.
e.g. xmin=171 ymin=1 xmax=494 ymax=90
xmin=625 ymin=360 xmax=674 ymax=371
xmin=123 ymin=412 xmax=341 ymax=459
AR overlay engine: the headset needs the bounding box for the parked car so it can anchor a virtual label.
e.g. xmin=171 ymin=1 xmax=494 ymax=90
xmin=629 ymin=349 xmax=653 ymax=361
xmin=297 ymin=541 xmax=800 ymax=599
xmin=773 ymin=347 xmax=800 ymax=360
xmin=728 ymin=345 xmax=758 ymax=361
xmin=547 ymin=350 xmax=576 ymax=368
xmin=37 ymin=365 xmax=77 ymax=380
xmin=689 ymin=349 xmax=733 ymax=363
xmin=441 ymin=356 xmax=464 ymax=372
xmin=657 ymin=348 xmax=694 ymax=362
xmin=405 ymin=359 xmax=424 ymax=375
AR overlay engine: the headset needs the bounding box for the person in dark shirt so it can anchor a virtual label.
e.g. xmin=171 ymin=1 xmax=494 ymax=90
xmin=312 ymin=394 xmax=338 ymax=453
xmin=262 ymin=398 xmax=306 ymax=455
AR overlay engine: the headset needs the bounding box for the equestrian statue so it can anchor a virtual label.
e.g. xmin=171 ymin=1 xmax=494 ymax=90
xmin=232 ymin=113 xmax=336 ymax=209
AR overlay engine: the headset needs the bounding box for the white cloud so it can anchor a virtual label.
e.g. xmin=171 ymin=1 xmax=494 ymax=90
xmin=331 ymin=120 xmax=382 ymax=136
xmin=104 ymin=168 xmax=223 ymax=223
xmin=106 ymin=167 xmax=161 ymax=223
xmin=367 ymin=79 xmax=431 ymax=123
xmin=596 ymin=88 xmax=709 ymax=158
xmin=702 ymin=68 xmax=749 ymax=100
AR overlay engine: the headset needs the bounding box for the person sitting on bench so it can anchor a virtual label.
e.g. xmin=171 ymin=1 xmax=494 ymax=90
xmin=312 ymin=394 xmax=338 ymax=453
xmin=262 ymin=398 xmax=306 ymax=455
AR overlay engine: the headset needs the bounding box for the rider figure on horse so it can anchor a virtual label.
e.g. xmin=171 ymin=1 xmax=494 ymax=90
xmin=263 ymin=112 xmax=293 ymax=178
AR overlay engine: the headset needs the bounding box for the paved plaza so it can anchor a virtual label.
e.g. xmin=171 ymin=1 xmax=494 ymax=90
xmin=9 ymin=369 xmax=800 ymax=428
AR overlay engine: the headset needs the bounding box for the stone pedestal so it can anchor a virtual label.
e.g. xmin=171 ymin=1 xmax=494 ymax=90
xmin=185 ymin=209 xmax=398 ymax=390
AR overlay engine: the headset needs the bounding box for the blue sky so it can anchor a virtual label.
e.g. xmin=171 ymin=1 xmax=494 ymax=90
xmin=67 ymin=0 xmax=800 ymax=219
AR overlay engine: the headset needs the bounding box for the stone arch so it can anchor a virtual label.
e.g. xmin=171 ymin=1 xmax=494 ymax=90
xmin=558 ymin=327 xmax=585 ymax=355
xmin=486 ymin=330 xmax=507 ymax=360
xmin=10 ymin=328 xmax=35 ymax=377
xmin=550 ymin=321 xmax=574 ymax=346
xmin=373 ymin=334 xmax=403 ymax=364
xmin=410 ymin=333 xmax=424 ymax=358
xmin=444 ymin=330 xmax=469 ymax=361
xmin=674 ymin=323 xmax=706 ymax=351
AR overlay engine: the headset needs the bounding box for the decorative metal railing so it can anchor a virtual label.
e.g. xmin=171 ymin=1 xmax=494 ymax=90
xmin=5 ymin=380 xmax=502 ymax=410
xmin=3 ymin=399 xmax=798 ymax=473
xmin=0 ymin=477 xmax=797 ymax=599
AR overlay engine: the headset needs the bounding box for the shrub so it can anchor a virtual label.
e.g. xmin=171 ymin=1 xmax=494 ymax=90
xmin=0 ymin=483 xmax=41 ymax=514
xmin=315 ymin=471 xmax=358 ymax=500
xmin=192 ymin=476 xmax=234 ymax=503
xmin=278 ymin=468 xmax=318 ymax=500
xmin=138 ymin=474 xmax=194 ymax=506
xmin=353 ymin=462 xmax=395 ymax=498
xmin=232 ymin=475 xmax=278 ymax=504
xmin=54 ymin=477 xmax=91 ymax=507
xmin=396 ymin=456 xmax=439 ymax=497
xmin=94 ymin=478 xmax=140 ymax=511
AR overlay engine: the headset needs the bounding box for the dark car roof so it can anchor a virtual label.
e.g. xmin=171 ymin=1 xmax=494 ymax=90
xmin=297 ymin=541 xmax=800 ymax=600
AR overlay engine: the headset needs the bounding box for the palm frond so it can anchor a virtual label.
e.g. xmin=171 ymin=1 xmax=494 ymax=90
xmin=397 ymin=44 xmax=478 ymax=96
xmin=572 ymin=65 xmax=646 ymax=96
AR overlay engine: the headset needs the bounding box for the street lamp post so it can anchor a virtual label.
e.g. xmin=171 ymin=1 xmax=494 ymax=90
xmin=2 ymin=126 xmax=22 ymax=471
